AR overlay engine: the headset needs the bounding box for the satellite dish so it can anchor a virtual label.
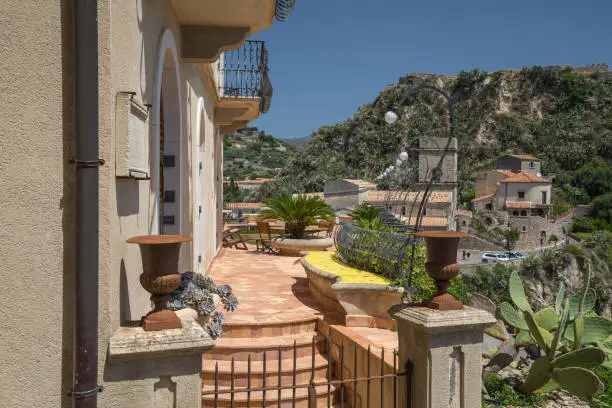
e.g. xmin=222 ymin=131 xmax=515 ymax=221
xmin=537 ymin=172 xmax=542 ymax=177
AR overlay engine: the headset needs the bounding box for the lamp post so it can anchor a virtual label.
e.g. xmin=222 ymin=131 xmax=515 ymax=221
xmin=384 ymin=85 xmax=456 ymax=231
xmin=384 ymin=84 xmax=457 ymax=296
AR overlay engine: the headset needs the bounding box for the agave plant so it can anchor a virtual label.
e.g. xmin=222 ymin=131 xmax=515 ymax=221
xmin=499 ymin=265 xmax=612 ymax=400
xmin=260 ymin=194 xmax=335 ymax=239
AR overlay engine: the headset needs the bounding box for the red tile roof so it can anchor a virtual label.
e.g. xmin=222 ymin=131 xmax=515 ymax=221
xmin=471 ymin=193 xmax=495 ymax=202
xmin=509 ymin=154 xmax=540 ymax=160
xmin=365 ymin=190 xmax=451 ymax=203
xmin=500 ymin=172 xmax=551 ymax=183
xmin=506 ymin=201 xmax=531 ymax=209
xmin=456 ymin=209 xmax=472 ymax=215
xmin=400 ymin=216 xmax=449 ymax=227
xmin=496 ymin=170 xmax=515 ymax=177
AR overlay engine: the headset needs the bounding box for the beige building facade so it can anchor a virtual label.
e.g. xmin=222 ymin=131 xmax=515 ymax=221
xmin=0 ymin=1 xmax=292 ymax=407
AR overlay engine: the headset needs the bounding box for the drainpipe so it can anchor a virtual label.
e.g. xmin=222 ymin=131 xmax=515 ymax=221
xmin=71 ymin=0 xmax=101 ymax=406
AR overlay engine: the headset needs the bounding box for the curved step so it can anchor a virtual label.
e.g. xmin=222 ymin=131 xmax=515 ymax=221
xmin=202 ymin=384 xmax=338 ymax=408
xmin=207 ymin=332 xmax=323 ymax=361
xmin=222 ymin=315 xmax=318 ymax=338
xmin=203 ymin=354 xmax=329 ymax=388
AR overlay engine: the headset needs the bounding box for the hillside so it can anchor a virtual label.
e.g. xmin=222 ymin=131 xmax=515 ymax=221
xmin=223 ymin=127 xmax=297 ymax=181
xmin=282 ymin=136 xmax=312 ymax=150
xmin=264 ymin=66 xmax=612 ymax=209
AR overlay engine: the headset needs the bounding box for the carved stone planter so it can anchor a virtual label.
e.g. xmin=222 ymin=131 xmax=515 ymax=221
xmin=271 ymin=237 xmax=334 ymax=256
xmin=127 ymin=235 xmax=192 ymax=331
xmin=415 ymin=231 xmax=469 ymax=311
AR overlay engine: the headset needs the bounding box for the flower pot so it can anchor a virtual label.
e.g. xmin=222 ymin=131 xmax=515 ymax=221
xmin=127 ymin=234 xmax=192 ymax=331
xmin=271 ymin=237 xmax=334 ymax=257
xmin=415 ymin=230 xmax=469 ymax=311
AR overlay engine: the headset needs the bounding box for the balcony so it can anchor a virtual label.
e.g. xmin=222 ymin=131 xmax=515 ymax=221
xmin=212 ymin=40 xmax=272 ymax=134
xmin=218 ymin=40 xmax=272 ymax=113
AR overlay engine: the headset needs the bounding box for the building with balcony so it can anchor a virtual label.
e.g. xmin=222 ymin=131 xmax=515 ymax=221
xmin=471 ymin=154 xmax=555 ymax=249
xmin=0 ymin=0 xmax=295 ymax=407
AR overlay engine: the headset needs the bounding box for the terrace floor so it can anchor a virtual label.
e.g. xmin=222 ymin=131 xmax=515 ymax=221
xmin=208 ymin=245 xmax=398 ymax=350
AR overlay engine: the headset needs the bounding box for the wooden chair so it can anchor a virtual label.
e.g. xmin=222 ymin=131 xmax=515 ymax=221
xmin=318 ymin=220 xmax=335 ymax=238
xmin=222 ymin=227 xmax=248 ymax=250
xmin=255 ymin=221 xmax=279 ymax=254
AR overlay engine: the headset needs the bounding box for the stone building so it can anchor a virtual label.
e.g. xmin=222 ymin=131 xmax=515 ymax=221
xmin=322 ymin=179 xmax=377 ymax=210
xmin=496 ymin=154 xmax=542 ymax=176
xmin=0 ymin=1 xmax=294 ymax=407
xmin=471 ymin=154 xmax=555 ymax=249
xmin=364 ymin=190 xmax=454 ymax=230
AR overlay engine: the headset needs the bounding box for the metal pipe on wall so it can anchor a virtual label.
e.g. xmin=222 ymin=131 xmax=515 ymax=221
xmin=72 ymin=0 xmax=101 ymax=406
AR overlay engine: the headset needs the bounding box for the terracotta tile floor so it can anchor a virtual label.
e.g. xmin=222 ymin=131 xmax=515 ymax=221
xmin=209 ymin=245 xmax=325 ymax=325
xmin=209 ymin=245 xmax=398 ymax=349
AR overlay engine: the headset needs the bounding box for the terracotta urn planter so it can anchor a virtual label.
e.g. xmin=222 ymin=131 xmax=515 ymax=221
xmin=127 ymin=234 xmax=192 ymax=331
xmin=415 ymin=230 xmax=469 ymax=311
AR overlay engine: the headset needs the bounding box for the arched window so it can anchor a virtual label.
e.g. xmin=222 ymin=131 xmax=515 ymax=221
xmin=462 ymin=220 xmax=466 ymax=226
xmin=522 ymin=226 xmax=526 ymax=232
xmin=402 ymin=206 xmax=406 ymax=216
xmin=520 ymin=210 xmax=527 ymax=217
xmin=513 ymin=210 xmax=519 ymax=216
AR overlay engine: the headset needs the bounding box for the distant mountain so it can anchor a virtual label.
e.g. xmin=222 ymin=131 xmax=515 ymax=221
xmin=263 ymin=65 xmax=612 ymax=208
xmin=282 ymin=136 xmax=312 ymax=150
xmin=223 ymin=127 xmax=298 ymax=182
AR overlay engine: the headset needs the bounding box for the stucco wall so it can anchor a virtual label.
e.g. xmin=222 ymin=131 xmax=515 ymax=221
xmin=497 ymin=182 xmax=552 ymax=207
xmin=0 ymin=1 xmax=74 ymax=407
xmin=99 ymin=0 xmax=221 ymax=405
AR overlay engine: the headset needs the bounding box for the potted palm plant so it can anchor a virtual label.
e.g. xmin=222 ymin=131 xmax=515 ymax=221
xmin=259 ymin=194 xmax=335 ymax=256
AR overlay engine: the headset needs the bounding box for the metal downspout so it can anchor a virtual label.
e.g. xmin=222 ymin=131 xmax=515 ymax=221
xmin=72 ymin=0 xmax=101 ymax=406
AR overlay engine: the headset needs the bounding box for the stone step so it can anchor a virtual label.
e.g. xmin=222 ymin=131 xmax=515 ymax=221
xmin=222 ymin=315 xmax=318 ymax=338
xmin=202 ymin=384 xmax=338 ymax=408
xmin=203 ymin=354 xmax=329 ymax=388
xmin=206 ymin=332 xmax=324 ymax=361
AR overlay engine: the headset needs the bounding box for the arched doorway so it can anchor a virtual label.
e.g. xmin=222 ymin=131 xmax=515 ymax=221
xmin=151 ymin=29 xmax=183 ymax=236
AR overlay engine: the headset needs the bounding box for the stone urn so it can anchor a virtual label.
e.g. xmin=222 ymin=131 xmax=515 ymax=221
xmin=127 ymin=234 xmax=192 ymax=331
xmin=415 ymin=230 xmax=469 ymax=311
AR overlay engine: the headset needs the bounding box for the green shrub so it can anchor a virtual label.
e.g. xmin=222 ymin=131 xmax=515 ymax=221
xmin=572 ymin=216 xmax=595 ymax=233
xmin=553 ymin=203 xmax=571 ymax=217
xmin=483 ymin=373 xmax=548 ymax=408
xmin=459 ymin=264 xmax=514 ymax=305
xmin=564 ymin=244 xmax=585 ymax=257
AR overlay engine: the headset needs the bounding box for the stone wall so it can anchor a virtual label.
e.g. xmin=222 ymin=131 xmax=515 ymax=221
xmin=508 ymin=215 xmax=555 ymax=249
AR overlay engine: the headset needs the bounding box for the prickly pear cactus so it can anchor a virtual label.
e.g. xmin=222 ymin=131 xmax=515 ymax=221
xmin=509 ymin=270 xmax=532 ymax=312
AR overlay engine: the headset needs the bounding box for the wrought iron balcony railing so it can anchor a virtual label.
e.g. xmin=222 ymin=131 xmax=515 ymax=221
xmin=275 ymin=0 xmax=297 ymax=21
xmin=218 ymin=40 xmax=272 ymax=113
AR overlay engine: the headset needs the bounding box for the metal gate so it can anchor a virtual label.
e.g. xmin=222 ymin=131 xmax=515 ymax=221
xmin=202 ymin=335 xmax=412 ymax=408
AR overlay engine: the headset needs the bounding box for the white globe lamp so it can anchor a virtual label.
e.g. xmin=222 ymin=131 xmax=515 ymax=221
xmin=384 ymin=111 xmax=398 ymax=124
xmin=399 ymin=151 xmax=408 ymax=161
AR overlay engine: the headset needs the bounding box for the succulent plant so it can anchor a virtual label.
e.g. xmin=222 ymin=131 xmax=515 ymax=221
xmin=498 ymin=264 xmax=611 ymax=400
xmin=167 ymin=271 xmax=238 ymax=340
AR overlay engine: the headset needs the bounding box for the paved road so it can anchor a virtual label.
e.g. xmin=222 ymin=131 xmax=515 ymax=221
xmin=457 ymin=243 xmax=565 ymax=267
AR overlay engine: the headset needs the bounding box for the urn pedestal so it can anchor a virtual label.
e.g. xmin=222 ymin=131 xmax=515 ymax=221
xmin=415 ymin=231 xmax=469 ymax=311
xmin=127 ymin=234 xmax=192 ymax=331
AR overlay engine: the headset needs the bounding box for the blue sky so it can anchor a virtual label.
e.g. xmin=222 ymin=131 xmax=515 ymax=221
xmin=251 ymin=0 xmax=612 ymax=139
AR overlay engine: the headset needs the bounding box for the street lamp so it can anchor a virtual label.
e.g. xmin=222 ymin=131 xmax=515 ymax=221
xmin=384 ymin=83 xmax=456 ymax=294
xmin=385 ymin=84 xmax=456 ymax=231
xmin=384 ymin=110 xmax=399 ymax=124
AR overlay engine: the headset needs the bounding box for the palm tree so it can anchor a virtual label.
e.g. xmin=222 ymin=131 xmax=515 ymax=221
xmin=351 ymin=204 xmax=383 ymax=230
xmin=260 ymin=194 xmax=335 ymax=239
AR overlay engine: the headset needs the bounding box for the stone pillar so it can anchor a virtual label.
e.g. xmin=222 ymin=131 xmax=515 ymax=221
xmin=102 ymin=316 xmax=214 ymax=408
xmin=389 ymin=305 xmax=496 ymax=408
